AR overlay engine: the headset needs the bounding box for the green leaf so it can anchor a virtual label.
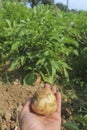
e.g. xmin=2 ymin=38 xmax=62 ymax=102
xmin=36 ymin=58 xmax=46 ymax=65
xmin=11 ymin=58 xmax=20 ymax=70
xmin=40 ymin=71 xmax=54 ymax=84
xmin=64 ymin=121 xmax=79 ymax=130
xmin=5 ymin=19 xmax=12 ymax=28
xmin=11 ymin=41 xmax=21 ymax=52
xmin=20 ymin=56 xmax=25 ymax=66
xmin=40 ymin=61 xmax=57 ymax=84
xmin=63 ymin=67 xmax=69 ymax=78
xmin=75 ymin=115 xmax=87 ymax=126
xmin=44 ymin=61 xmax=52 ymax=76
xmin=23 ymin=71 xmax=37 ymax=86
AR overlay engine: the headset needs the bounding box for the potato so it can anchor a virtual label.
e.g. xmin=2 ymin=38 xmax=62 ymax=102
xmin=31 ymin=87 xmax=57 ymax=115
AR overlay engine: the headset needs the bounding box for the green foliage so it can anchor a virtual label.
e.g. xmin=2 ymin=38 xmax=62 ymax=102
xmin=74 ymin=115 xmax=87 ymax=130
xmin=23 ymin=72 xmax=37 ymax=85
xmin=2 ymin=2 xmax=29 ymax=23
xmin=0 ymin=3 xmax=87 ymax=86
xmin=64 ymin=121 xmax=79 ymax=130
xmin=2 ymin=0 xmax=54 ymax=8
xmin=0 ymin=2 xmax=29 ymax=62
xmin=0 ymin=4 xmax=79 ymax=84
xmin=69 ymin=11 xmax=87 ymax=87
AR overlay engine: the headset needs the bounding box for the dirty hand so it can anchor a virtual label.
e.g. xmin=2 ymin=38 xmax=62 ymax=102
xmin=19 ymin=84 xmax=61 ymax=130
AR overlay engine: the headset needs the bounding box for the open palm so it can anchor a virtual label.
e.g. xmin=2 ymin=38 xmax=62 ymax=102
xmin=19 ymin=84 xmax=61 ymax=130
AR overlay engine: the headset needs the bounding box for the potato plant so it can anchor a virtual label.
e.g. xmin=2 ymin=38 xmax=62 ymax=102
xmin=0 ymin=4 xmax=79 ymax=84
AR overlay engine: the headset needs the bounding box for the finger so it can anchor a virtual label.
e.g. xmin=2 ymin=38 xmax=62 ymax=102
xmin=44 ymin=83 xmax=51 ymax=88
xmin=24 ymin=100 xmax=31 ymax=112
xmin=51 ymin=85 xmax=57 ymax=94
xmin=56 ymin=92 xmax=61 ymax=114
xmin=20 ymin=99 xmax=31 ymax=117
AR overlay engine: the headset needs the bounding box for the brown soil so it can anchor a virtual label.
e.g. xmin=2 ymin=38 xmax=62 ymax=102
xmin=0 ymin=82 xmax=39 ymax=130
xmin=0 ymin=82 xmax=68 ymax=130
xmin=0 ymin=66 xmax=67 ymax=130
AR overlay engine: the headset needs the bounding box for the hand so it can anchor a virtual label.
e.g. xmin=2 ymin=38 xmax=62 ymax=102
xmin=19 ymin=84 xmax=61 ymax=130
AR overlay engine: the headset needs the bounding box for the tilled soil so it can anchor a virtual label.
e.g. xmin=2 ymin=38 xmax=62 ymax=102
xmin=0 ymin=66 xmax=67 ymax=130
xmin=0 ymin=83 xmax=38 ymax=130
xmin=0 ymin=82 xmax=67 ymax=130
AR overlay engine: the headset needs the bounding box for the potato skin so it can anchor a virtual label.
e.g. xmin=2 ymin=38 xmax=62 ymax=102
xmin=31 ymin=87 xmax=57 ymax=115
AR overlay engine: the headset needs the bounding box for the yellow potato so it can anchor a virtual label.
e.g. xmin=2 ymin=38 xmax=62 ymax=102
xmin=31 ymin=87 xmax=57 ymax=115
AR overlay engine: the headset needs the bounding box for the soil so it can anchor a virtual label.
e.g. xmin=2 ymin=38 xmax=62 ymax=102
xmin=0 ymin=82 xmax=67 ymax=130
xmin=0 ymin=65 xmax=67 ymax=130
xmin=0 ymin=82 xmax=39 ymax=130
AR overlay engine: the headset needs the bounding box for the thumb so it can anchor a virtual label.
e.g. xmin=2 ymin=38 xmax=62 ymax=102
xmin=20 ymin=98 xmax=31 ymax=117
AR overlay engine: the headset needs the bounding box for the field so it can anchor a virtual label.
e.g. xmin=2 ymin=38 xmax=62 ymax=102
xmin=0 ymin=2 xmax=87 ymax=130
